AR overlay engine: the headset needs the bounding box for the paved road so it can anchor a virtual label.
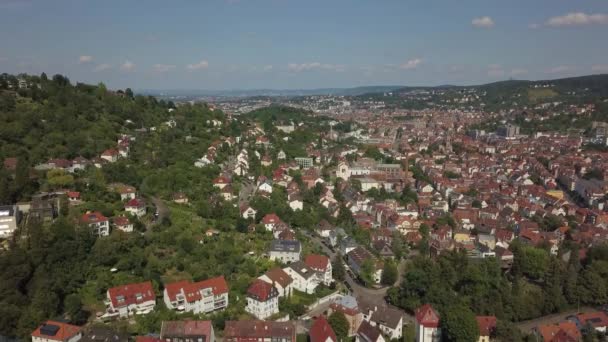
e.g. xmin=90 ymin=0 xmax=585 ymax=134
xmin=303 ymin=231 xmax=415 ymax=324
xmin=147 ymin=196 xmax=169 ymax=232
xmin=238 ymin=179 xmax=256 ymax=205
xmin=515 ymin=306 xmax=597 ymax=333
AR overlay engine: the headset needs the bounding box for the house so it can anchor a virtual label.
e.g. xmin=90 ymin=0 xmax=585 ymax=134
xmin=224 ymin=321 xmax=296 ymax=342
xmin=245 ymin=280 xmax=279 ymax=319
xmin=347 ymin=247 xmax=383 ymax=284
xmin=105 ymin=281 xmax=156 ymax=319
xmin=113 ymin=216 xmax=133 ymax=233
xmin=240 ymin=204 xmax=257 ymax=220
xmin=32 ymin=321 xmax=82 ymax=342
xmin=81 ymin=211 xmax=110 ymax=237
xmin=67 ymin=191 xmax=81 ymax=202
xmin=213 ymin=176 xmax=231 ymax=189
xmin=0 ymin=205 xmax=20 ymax=238
xmin=220 ymin=186 xmax=234 ymax=201
xmin=117 ymin=186 xmax=136 ymax=200
xmin=340 ymin=237 xmax=359 ymax=255
xmin=359 ymin=178 xmax=380 ymax=192
xmin=269 ymin=239 xmax=301 ymax=263
xmin=258 ymin=267 xmax=294 ymax=298
xmin=100 ymin=149 xmax=119 ymax=163
xmin=310 ymin=317 xmax=337 ymax=342
xmin=571 ymin=311 xmax=608 ymax=333
xmin=172 ymin=192 xmax=189 ymax=204
xmin=356 ymin=320 xmax=385 ymax=342
xmin=476 ymin=316 xmax=497 ymax=342
xmin=160 ymin=320 xmax=214 ymax=342
xmin=125 ymin=198 xmax=146 ymax=217
xmin=262 ymin=213 xmax=282 ymax=231
xmin=305 ymin=254 xmax=333 ymax=286
xmin=328 ymin=295 xmax=363 ymax=336
xmin=370 ymin=306 xmax=404 ymax=340
xmin=163 ymin=276 xmax=229 ymax=314
xmin=415 ymin=304 xmax=441 ymax=342
xmin=537 ymin=321 xmax=581 ymax=342
xmin=283 ymin=261 xmax=319 ymax=294
xmin=288 ymin=194 xmax=304 ymax=211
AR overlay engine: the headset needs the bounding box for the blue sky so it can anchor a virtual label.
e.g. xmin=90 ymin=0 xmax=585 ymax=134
xmin=1 ymin=0 xmax=607 ymax=90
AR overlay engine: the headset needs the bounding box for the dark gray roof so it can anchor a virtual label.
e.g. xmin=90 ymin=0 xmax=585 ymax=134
xmin=370 ymin=306 xmax=404 ymax=329
xmin=269 ymin=239 xmax=301 ymax=253
xmin=286 ymin=261 xmax=316 ymax=280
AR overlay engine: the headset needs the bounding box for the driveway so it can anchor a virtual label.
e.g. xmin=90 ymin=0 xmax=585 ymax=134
xmin=146 ymin=196 xmax=169 ymax=232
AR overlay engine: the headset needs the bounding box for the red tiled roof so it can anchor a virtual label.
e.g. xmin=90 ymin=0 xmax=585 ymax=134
xmin=576 ymin=311 xmax=608 ymax=329
xmin=305 ymin=254 xmax=330 ymax=272
xmin=126 ymin=198 xmax=144 ymax=208
xmin=113 ymin=216 xmax=131 ymax=226
xmin=415 ymin=304 xmax=440 ymax=328
xmin=247 ymin=279 xmax=277 ymax=301
xmin=108 ymin=281 xmax=155 ymax=308
xmin=81 ymin=211 xmax=108 ymax=224
xmin=310 ymin=317 xmax=337 ymax=342
xmin=476 ymin=316 xmax=497 ymax=337
xmin=262 ymin=213 xmax=281 ymax=224
xmin=102 ymin=149 xmax=119 ymax=156
xmin=31 ymin=321 xmax=81 ymax=341
xmin=538 ymin=321 xmax=581 ymax=342
xmin=67 ymin=191 xmax=80 ymax=198
xmin=164 ymin=276 xmax=228 ymax=303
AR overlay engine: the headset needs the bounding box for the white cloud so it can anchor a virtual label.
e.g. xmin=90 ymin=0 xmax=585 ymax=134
xmin=263 ymin=65 xmax=273 ymax=71
xmin=487 ymin=64 xmax=505 ymax=77
xmin=546 ymin=12 xmax=608 ymax=27
xmin=120 ymin=60 xmax=136 ymax=72
xmin=79 ymin=55 xmax=93 ymax=64
xmin=510 ymin=68 xmax=528 ymax=76
xmin=528 ymin=23 xmax=540 ymax=29
xmin=472 ymin=16 xmax=495 ymax=28
xmin=186 ymin=60 xmax=209 ymax=71
xmin=154 ymin=64 xmax=176 ymax=73
xmin=399 ymin=58 xmax=423 ymax=70
xmin=592 ymin=65 xmax=608 ymax=73
xmin=287 ymin=62 xmax=345 ymax=72
xmin=92 ymin=63 xmax=112 ymax=72
xmin=546 ymin=65 xmax=575 ymax=74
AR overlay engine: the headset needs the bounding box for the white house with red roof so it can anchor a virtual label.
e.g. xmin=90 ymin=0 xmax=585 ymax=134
xmin=117 ymin=185 xmax=137 ymax=200
xmin=100 ymin=149 xmax=120 ymax=163
xmin=304 ymin=254 xmax=333 ymax=286
xmin=258 ymin=267 xmax=293 ymax=298
xmin=163 ymin=276 xmax=229 ymax=314
xmin=31 ymin=321 xmax=82 ymax=342
xmin=415 ymin=304 xmax=441 ymax=342
xmin=67 ymin=191 xmax=80 ymax=202
xmin=81 ymin=211 xmax=110 ymax=237
xmin=125 ymin=198 xmax=146 ymax=217
xmin=104 ymin=281 xmax=156 ymax=319
xmin=262 ymin=213 xmax=282 ymax=232
xmin=240 ymin=204 xmax=257 ymax=220
xmin=245 ymin=279 xmax=279 ymax=319
xmin=213 ymin=176 xmax=231 ymax=189
xmin=113 ymin=216 xmax=134 ymax=233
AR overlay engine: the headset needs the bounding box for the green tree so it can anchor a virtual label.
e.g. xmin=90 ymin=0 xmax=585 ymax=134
xmin=441 ymin=304 xmax=479 ymax=342
xmin=332 ymin=254 xmax=345 ymax=282
xmin=328 ymin=311 xmax=349 ymax=341
xmin=360 ymin=259 xmax=375 ymax=285
xmin=381 ymin=259 xmax=398 ymax=286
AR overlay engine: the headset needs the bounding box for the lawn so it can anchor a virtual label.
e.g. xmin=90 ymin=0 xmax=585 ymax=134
xmin=528 ymin=88 xmax=558 ymax=102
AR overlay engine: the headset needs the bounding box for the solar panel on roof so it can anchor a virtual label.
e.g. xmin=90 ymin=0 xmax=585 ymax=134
xmin=40 ymin=324 xmax=60 ymax=336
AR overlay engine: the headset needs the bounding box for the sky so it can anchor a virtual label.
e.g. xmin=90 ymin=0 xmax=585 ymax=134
xmin=1 ymin=0 xmax=608 ymax=90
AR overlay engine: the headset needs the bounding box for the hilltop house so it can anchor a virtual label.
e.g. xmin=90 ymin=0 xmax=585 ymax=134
xmin=245 ymin=280 xmax=279 ymax=319
xmin=163 ymin=276 xmax=229 ymax=314
xmin=104 ymin=281 xmax=156 ymax=319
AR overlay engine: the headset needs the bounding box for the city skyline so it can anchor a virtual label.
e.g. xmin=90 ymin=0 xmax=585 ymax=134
xmin=1 ymin=0 xmax=608 ymax=89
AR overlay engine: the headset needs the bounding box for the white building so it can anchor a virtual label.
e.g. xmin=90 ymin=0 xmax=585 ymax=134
xmin=163 ymin=276 xmax=229 ymax=314
xmin=246 ymin=279 xmax=279 ymax=319
xmin=104 ymin=281 xmax=156 ymax=319
xmin=258 ymin=267 xmax=294 ymax=298
xmin=125 ymin=198 xmax=146 ymax=217
xmin=415 ymin=304 xmax=441 ymax=342
xmin=0 ymin=205 xmax=20 ymax=238
xmin=81 ymin=211 xmax=110 ymax=237
xmin=283 ymin=261 xmax=319 ymax=294
xmin=269 ymin=240 xmax=301 ymax=263
xmin=304 ymin=254 xmax=333 ymax=286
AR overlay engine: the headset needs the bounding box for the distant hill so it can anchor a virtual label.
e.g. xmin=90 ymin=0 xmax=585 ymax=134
xmin=139 ymin=85 xmax=404 ymax=98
